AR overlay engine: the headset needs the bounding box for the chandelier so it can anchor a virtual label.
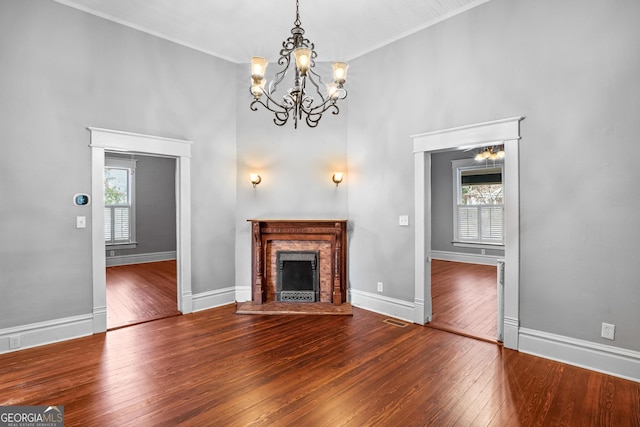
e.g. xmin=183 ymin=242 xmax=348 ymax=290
xmin=475 ymin=145 xmax=505 ymax=162
xmin=249 ymin=0 xmax=349 ymax=128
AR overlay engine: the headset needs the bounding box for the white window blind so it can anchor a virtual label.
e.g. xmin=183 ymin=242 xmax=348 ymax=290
xmin=104 ymin=206 xmax=131 ymax=243
xmin=457 ymin=205 xmax=503 ymax=242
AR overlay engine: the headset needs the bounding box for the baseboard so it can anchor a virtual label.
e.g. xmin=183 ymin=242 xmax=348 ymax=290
xmin=106 ymin=251 xmax=177 ymax=267
xmin=349 ymin=289 xmax=414 ymax=323
xmin=0 ymin=314 xmax=94 ymax=354
xmin=235 ymin=285 xmax=252 ymax=303
xmin=519 ymin=327 xmax=640 ymax=383
xmin=430 ymin=250 xmax=502 ymax=266
xmin=192 ymin=287 xmax=236 ymax=312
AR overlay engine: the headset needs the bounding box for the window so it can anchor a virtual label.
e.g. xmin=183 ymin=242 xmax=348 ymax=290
xmin=105 ymin=157 xmax=136 ymax=247
xmin=452 ymin=159 xmax=504 ymax=246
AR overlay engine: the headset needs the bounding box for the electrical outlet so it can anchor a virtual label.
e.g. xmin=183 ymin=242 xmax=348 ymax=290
xmin=377 ymin=282 xmax=383 ymax=292
xmin=399 ymin=215 xmax=409 ymax=226
xmin=9 ymin=335 xmax=21 ymax=349
xmin=601 ymin=322 xmax=615 ymax=340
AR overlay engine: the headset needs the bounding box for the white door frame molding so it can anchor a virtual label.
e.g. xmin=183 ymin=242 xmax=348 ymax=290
xmin=411 ymin=116 xmax=523 ymax=350
xmin=89 ymin=128 xmax=193 ymax=333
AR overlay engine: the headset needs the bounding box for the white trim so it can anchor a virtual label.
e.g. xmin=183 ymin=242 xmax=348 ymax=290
xmin=235 ymin=285 xmax=252 ymax=303
xmin=412 ymin=116 xmax=522 ymax=153
xmin=106 ymin=251 xmax=177 ymax=267
xmin=519 ymin=328 xmax=640 ymax=383
xmin=90 ymin=128 xmax=193 ymax=334
xmin=503 ymin=316 xmax=519 ymax=346
xmin=451 ymin=242 xmax=504 ymax=250
xmin=192 ymin=288 xmax=237 ymax=312
xmin=430 ymin=250 xmax=502 ymax=266
xmin=414 ymin=150 xmax=431 ymax=324
xmin=349 ymin=289 xmax=415 ymax=323
xmin=412 ymin=116 xmax=523 ymax=350
xmin=89 ymin=127 xmax=192 ymax=157
xmin=0 ymin=314 xmax=93 ymax=354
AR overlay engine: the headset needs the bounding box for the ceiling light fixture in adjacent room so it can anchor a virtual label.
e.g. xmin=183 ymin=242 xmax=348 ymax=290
xmin=475 ymin=145 xmax=505 ymax=162
xmin=249 ymin=0 xmax=349 ymax=129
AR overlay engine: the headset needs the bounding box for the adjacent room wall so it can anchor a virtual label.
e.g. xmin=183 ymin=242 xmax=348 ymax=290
xmin=105 ymin=153 xmax=176 ymax=262
xmin=431 ymin=150 xmax=504 ymax=258
xmin=0 ymin=0 xmax=237 ymax=329
xmin=346 ymin=0 xmax=640 ymax=352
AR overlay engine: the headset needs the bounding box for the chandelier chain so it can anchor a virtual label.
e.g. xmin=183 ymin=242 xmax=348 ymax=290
xmin=295 ymin=0 xmax=301 ymax=27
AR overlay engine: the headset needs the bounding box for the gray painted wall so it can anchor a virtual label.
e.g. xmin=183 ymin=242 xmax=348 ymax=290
xmin=347 ymin=0 xmax=640 ymax=351
xmin=0 ymin=0 xmax=236 ymax=328
xmin=431 ymin=150 xmax=504 ymax=256
xmin=105 ymin=153 xmax=176 ymax=257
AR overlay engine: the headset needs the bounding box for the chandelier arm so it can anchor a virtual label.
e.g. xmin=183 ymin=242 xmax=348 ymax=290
xmin=250 ymin=94 xmax=293 ymax=127
xmin=301 ymin=98 xmax=339 ymax=116
xmin=303 ymin=71 xmax=328 ymax=104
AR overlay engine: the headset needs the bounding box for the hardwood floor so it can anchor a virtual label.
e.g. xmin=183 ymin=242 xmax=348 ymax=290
xmin=106 ymin=260 xmax=181 ymax=330
xmin=1 ymin=305 xmax=638 ymax=426
xmin=430 ymin=259 xmax=498 ymax=343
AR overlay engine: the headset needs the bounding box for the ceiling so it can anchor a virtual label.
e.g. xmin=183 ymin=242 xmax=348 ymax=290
xmin=52 ymin=0 xmax=489 ymax=63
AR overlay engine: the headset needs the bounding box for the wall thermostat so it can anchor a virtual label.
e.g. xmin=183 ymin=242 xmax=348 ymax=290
xmin=73 ymin=193 xmax=91 ymax=206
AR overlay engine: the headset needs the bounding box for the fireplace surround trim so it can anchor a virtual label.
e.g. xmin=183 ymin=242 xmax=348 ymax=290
xmin=248 ymin=219 xmax=348 ymax=305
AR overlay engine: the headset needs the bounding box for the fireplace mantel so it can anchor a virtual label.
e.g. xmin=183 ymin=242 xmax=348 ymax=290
xmin=248 ymin=219 xmax=348 ymax=305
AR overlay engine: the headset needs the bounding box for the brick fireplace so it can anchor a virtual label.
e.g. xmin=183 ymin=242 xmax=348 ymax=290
xmin=248 ymin=219 xmax=348 ymax=305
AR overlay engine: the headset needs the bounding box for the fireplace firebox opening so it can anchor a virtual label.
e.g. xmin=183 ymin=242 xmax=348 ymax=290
xmin=276 ymin=251 xmax=320 ymax=302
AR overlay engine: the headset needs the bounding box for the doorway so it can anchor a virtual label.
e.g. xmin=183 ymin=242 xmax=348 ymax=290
xmin=90 ymin=128 xmax=194 ymax=333
xmin=412 ymin=117 xmax=523 ymax=350
xmin=427 ymin=148 xmax=503 ymax=342
xmin=104 ymin=152 xmax=179 ymax=329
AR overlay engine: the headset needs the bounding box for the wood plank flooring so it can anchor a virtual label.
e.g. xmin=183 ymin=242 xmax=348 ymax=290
xmin=1 ymin=304 xmax=638 ymax=426
xmin=106 ymin=260 xmax=180 ymax=330
xmin=431 ymin=259 xmax=498 ymax=342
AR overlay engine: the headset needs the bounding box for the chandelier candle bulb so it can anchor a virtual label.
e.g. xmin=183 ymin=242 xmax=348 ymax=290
xmin=332 ymin=62 xmax=349 ymax=85
xmin=251 ymin=56 xmax=268 ymax=78
xmin=327 ymin=83 xmax=339 ymax=99
xmin=293 ymin=48 xmax=312 ymax=75
xmin=251 ymin=79 xmax=266 ymax=98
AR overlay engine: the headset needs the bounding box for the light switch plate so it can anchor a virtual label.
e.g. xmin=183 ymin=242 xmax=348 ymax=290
xmin=76 ymin=216 xmax=86 ymax=228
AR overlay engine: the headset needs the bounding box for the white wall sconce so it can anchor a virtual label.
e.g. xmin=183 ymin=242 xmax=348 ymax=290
xmin=250 ymin=173 xmax=262 ymax=188
xmin=332 ymin=172 xmax=344 ymax=187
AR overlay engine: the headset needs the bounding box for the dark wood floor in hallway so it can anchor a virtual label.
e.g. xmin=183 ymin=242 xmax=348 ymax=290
xmin=1 ymin=304 xmax=638 ymax=426
xmin=106 ymin=260 xmax=180 ymax=329
xmin=430 ymin=259 xmax=498 ymax=342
